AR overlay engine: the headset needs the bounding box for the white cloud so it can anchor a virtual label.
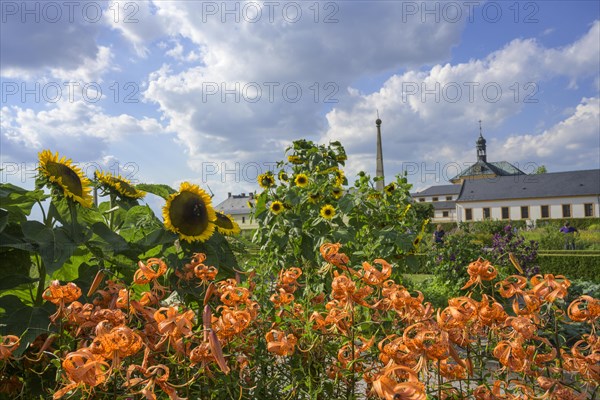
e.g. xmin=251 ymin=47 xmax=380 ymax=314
xmin=497 ymin=97 xmax=600 ymax=169
xmin=1 ymin=100 xmax=169 ymax=163
xmin=127 ymin=1 xmax=467 ymax=178
xmin=320 ymin=21 xmax=600 ymax=187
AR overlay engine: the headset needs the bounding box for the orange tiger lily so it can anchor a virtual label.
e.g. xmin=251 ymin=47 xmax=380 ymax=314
xmin=371 ymin=365 xmax=426 ymax=400
xmin=212 ymin=306 xmax=252 ymax=341
xmin=461 ymin=258 xmax=497 ymax=290
xmin=153 ymin=307 xmax=196 ymax=344
xmin=320 ymin=242 xmax=350 ymax=267
xmin=194 ymin=263 xmax=218 ymax=283
xmin=0 ymin=335 xmax=20 ymax=360
xmin=278 ymin=267 xmax=302 ymax=293
xmin=270 ymin=288 xmax=295 ymax=307
xmin=133 ymin=258 xmax=167 ymax=284
xmin=53 ymin=348 xmax=109 ymax=399
xmin=265 ymin=329 xmax=297 ymax=356
xmin=568 ymin=295 xmax=599 ymax=325
xmin=357 ymin=259 xmax=392 ymax=286
xmin=43 ymin=281 xmax=82 ymax=322
xmin=90 ymin=325 xmax=143 ymax=365
xmin=496 ymin=275 xmax=528 ymax=299
xmin=125 ymin=364 xmax=185 ymax=400
xmin=530 ymin=274 xmax=571 ymax=303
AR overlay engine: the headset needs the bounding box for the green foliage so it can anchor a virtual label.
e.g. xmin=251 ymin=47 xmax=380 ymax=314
xmin=488 ymin=225 xmax=539 ymax=277
xmin=537 ymin=253 xmax=600 ymax=282
xmin=426 ymin=231 xmax=483 ymax=296
xmin=460 ymin=219 xmax=527 ymax=235
xmin=252 ymin=139 xmax=426 ymax=284
xmin=532 ymin=224 xmax=600 ymax=250
xmin=0 ymin=170 xmax=238 ymax=360
xmin=536 ymin=217 xmax=600 ymax=230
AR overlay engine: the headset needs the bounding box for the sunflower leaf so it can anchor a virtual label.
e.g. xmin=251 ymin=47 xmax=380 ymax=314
xmin=0 ymin=183 xmax=48 ymax=224
xmin=136 ymin=183 xmax=176 ymax=200
xmin=0 ymin=295 xmax=56 ymax=357
xmin=0 ymin=209 xmax=8 ymax=233
xmin=21 ymin=221 xmax=77 ymax=276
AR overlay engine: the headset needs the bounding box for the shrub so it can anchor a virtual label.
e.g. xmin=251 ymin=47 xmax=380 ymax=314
xmin=426 ymin=231 xmax=483 ymax=296
xmin=537 ymin=253 xmax=600 ymax=282
xmin=536 ymin=217 xmax=600 ymax=230
xmin=488 ymin=224 xmax=539 ymax=277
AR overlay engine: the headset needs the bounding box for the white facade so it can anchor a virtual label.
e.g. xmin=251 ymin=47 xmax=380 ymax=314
xmin=230 ymin=213 xmax=258 ymax=230
xmin=433 ymin=208 xmax=456 ymax=222
xmin=416 ymin=194 xmax=457 ymax=203
xmin=456 ymin=195 xmax=600 ymax=223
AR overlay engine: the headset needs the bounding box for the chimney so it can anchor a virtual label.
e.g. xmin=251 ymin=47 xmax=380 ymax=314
xmin=228 ymin=192 xmax=231 ymax=198
xmin=249 ymin=192 xmax=254 ymax=199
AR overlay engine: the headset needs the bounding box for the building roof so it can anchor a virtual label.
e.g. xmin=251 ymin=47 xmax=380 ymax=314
xmin=214 ymin=193 xmax=254 ymax=215
xmin=431 ymin=201 xmax=455 ymax=210
xmin=412 ymin=184 xmax=461 ymax=197
xmin=450 ymin=160 xmax=525 ymax=182
xmin=457 ymin=169 xmax=600 ymax=202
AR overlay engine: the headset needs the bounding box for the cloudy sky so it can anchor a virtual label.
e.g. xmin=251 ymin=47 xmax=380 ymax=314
xmin=1 ymin=0 xmax=599 ymax=207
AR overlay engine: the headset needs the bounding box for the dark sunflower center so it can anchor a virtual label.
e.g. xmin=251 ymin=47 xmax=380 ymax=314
xmin=298 ymin=177 xmax=307 ymax=184
xmin=169 ymin=191 xmax=210 ymax=236
xmin=272 ymin=204 xmax=281 ymax=211
xmin=46 ymin=161 xmax=83 ymax=197
xmin=325 ymin=209 xmax=333 ymax=215
xmin=215 ymin=213 xmax=234 ymax=230
xmin=262 ymin=177 xmax=273 ymax=186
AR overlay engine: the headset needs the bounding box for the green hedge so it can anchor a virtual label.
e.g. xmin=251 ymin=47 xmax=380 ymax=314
xmin=536 ymin=217 xmax=600 ymax=230
xmin=538 ymin=254 xmax=600 ymax=283
xmin=538 ymin=249 xmax=600 ymax=255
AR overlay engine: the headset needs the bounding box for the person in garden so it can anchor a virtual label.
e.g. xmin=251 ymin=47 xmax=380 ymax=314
xmin=433 ymin=224 xmax=445 ymax=244
xmin=559 ymin=221 xmax=578 ymax=250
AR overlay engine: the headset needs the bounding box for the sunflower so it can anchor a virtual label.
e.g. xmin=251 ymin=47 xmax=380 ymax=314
xmin=412 ymin=218 xmax=429 ymax=250
xmin=287 ymin=155 xmax=304 ymax=165
xmin=278 ymin=170 xmax=289 ymax=182
xmin=320 ymin=204 xmax=335 ymax=220
xmin=294 ymin=174 xmax=309 ymax=188
xmin=96 ymin=171 xmax=145 ymax=200
xmin=257 ymin=172 xmax=275 ymax=189
xmin=332 ymin=187 xmax=343 ymax=200
xmin=308 ymin=192 xmax=320 ymax=203
xmin=214 ymin=211 xmax=241 ymax=235
xmin=163 ymin=182 xmax=216 ymax=243
xmin=38 ymin=150 xmax=93 ymax=208
xmin=384 ymin=183 xmax=395 ymax=195
xmin=333 ymin=170 xmax=345 ymax=187
xmin=270 ymin=201 xmax=284 ymax=215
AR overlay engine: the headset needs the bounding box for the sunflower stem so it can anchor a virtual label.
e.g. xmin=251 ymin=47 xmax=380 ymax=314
xmin=67 ymin=200 xmax=78 ymax=239
xmin=109 ymin=193 xmax=116 ymax=231
xmin=35 ymin=260 xmax=46 ymax=307
xmin=37 ymin=200 xmax=48 ymax=227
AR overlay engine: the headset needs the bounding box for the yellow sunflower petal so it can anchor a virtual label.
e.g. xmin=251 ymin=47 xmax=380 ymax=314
xmin=294 ymin=174 xmax=309 ymax=188
xmin=38 ymin=150 xmax=93 ymax=208
xmin=270 ymin=201 xmax=284 ymax=215
xmin=320 ymin=204 xmax=335 ymax=220
xmin=214 ymin=212 xmax=241 ymax=235
xmin=96 ymin=171 xmax=145 ymax=200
